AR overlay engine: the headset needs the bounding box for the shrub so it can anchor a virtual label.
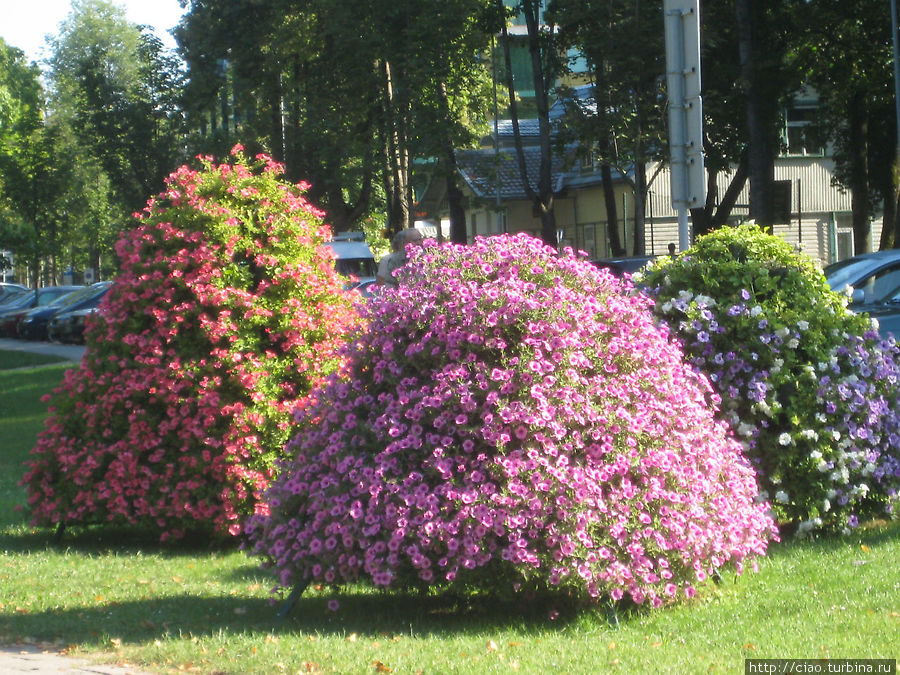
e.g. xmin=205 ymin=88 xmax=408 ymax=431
xmin=246 ymin=234 xmax=776 ymax=607
xmin=23 ymin=149 xmax=361 ymax=540
xmin=639 ymin=223 xmax=900 ymax=533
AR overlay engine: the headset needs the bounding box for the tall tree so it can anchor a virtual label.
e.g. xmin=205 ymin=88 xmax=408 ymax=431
xmin=793 ymin=0 xmax=897 ymax=252
xmin=0 ymin=39 xmax=56 ymax=286
xmin=733 ymin=0 xmax=799 ymax=233
xmin=178 ymin=0 xmax=495 ymax=239
xmin=497 ymin=0 xmax=563 ymax=248
xmin=552 ymin=0 xmax=669 ymax=256
xmin=47 ymin=0 xmax=184 ymax=225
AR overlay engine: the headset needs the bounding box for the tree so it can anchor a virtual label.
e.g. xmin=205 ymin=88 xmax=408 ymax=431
xmin=177 ymin=0 xmax=495 ymax=240
xmin=793 ymin=0 xmax=897 ymax=252
xmin=496 ymin=0 xmax=564 ymax=248
xmin=551 ymin=0 xmax=669 ymax=256
xmin=0 ymin=39 xmax=57 ymax=287
xmin=47 ymin=0 xmax=185 ymax=229
xmin=732 ymin=0 xmax=799 ymax=233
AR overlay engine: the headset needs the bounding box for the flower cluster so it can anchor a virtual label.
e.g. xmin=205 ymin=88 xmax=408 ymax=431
xmin=246 ymin=233 xmax=776 ymax=606
xmin=23 ymin=149 xmax=361 ymax=540
xmin=640 ymin=224 xmax=900 ymax=532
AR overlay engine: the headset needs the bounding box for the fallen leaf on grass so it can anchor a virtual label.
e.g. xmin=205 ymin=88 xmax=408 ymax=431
xmin=346 ymin=633 xmax=359 ymax=642
xmin=373 ymin=661 xmax=393 ymax=673
xmin=486 ymin=640 xmax=499 ymax=652
xmin=743 ymin=643 xmax=757 ymax=651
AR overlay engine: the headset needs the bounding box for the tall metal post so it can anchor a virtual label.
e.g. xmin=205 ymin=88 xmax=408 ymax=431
xmin=664 ymin=0 xmax=705 ymax=251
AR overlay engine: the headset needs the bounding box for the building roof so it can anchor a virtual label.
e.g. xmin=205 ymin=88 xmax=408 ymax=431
xmin=455 ymin=145 xmax=621 ymax=201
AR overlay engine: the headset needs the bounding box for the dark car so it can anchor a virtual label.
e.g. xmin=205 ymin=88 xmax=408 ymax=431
xmin=47 ymin=283 xmax=113 ymax=344
xmin=824 ymin=250 xmax=900 ymax=304
xmin=0 ymin=286 xmax=84 ymax=337
xmin=0 ymin=282 xmax=28 ymax=304
xmin=591 ymin=255 xmax=657 ymax=279
xmin=18 ymin=282 xmax=112 ymax=341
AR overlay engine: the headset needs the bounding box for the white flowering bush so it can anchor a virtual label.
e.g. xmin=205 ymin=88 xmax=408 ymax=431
xmin=246 ymin=234 xmax=776 ymax=607
xmin=640 ymin=224 xmax=900 ymax=533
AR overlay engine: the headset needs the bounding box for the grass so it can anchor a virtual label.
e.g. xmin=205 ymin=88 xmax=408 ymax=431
xmin=0 ymin=359 xmax=898 ymax=674
xmin=0 ymin=348 xmax=68 ymax=370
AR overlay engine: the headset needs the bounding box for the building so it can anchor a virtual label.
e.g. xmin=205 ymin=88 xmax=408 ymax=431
xmin=417 ymin=90 xmax=876 ymax=266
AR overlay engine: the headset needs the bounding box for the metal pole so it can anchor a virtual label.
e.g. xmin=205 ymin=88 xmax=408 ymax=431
xmin=891 ymin=0 xmax=900 ymax=248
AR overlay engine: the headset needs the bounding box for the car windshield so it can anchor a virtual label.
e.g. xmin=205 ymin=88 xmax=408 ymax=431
xmin=57 ymin=284 xmax=106 ymax=308
xmin=824 ymin=257 xmax=879 ymax=292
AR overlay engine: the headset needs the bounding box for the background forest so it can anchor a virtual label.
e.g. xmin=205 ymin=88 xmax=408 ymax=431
xmin=1 ymin=0 xmax=899 ymax=283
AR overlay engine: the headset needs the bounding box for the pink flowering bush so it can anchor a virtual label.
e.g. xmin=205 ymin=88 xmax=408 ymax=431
xmin=246 ymin=234 xmax=776 ymax=607
xmin=23 ymin=149 xmax=360 ymax=540
xmin=639 ymin=224 xmax=900 ymax=534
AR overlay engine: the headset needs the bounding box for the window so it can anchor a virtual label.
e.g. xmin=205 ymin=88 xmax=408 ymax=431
xmin=783 ymin=104 xmax=823 ymax=156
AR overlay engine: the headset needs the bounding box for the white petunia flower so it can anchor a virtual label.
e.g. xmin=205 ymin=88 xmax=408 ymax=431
xmin=775 ymin=490 xmax=789 ymax=504
xmin=778 ymin=432 xmax=792 ymax=446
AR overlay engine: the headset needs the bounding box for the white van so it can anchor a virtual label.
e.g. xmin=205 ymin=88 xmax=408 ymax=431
xmin=322 ymin=232 xmax=377 ymax=293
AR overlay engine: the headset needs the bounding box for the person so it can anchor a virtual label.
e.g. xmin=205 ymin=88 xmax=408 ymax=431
xmin=376 ymin=228 xmax=424 ymax=287
xmin=668 ymin=242 xmax=677 ymax=257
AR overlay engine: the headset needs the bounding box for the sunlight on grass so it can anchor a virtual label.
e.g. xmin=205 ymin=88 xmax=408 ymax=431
xmin=1 ymin=366 xmax=898 ymax=674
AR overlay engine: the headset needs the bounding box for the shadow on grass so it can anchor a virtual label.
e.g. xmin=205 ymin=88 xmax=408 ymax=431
xmin=0 ymin=587 xmax=589 ymax=646
xmin=0 ymin=523 xmax=237 ymax=557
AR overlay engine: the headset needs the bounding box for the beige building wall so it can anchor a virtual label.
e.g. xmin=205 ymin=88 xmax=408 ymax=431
xmin=461 ymin=154 xmax=881 ymax=267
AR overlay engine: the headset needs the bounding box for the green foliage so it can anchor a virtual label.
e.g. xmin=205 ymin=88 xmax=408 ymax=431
xmin=640 ymin=224 xmax=900 ymax=532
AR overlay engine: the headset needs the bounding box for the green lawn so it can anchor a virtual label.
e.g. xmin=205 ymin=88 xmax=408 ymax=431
xmin=0 ymin=348 xmax=67 ymax=371
xmin=0 ymin=357 xmax=897 ymax=674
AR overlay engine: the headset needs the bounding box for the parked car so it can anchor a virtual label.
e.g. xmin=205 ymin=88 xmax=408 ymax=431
xmin=323 ymin=232 xmax=377 ymax=290
xmin=0 ymin=286 xmax=84 ymax=337
xmin=859 ymin=302 xmax=900 ymax=340
xmin=18 ymin=281 xmax=112 ymax=341
xmin=591 ymin=255 xmax=657 ymax=279
xmin=47 ymin=283 xmax=113 ymax=344
xmin=824 ymin=250 xmax=900 ymax=304
xmin=0 ymin=282 xmax=28 ymax=304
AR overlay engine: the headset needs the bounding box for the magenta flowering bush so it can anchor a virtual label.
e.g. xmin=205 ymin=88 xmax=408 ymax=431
xmin=246 ymin=234 xmax=776 ymax=607
xmin=23 ymin=149 xmax=360 ymax=540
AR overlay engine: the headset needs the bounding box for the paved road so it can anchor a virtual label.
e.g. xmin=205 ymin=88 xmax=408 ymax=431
xmin=0 ymin=337 xmax=85 ymax=362
xmin=0 ymin=643 xmax=156 ymax=674
xmin=0 ymin=645 xmax=156 ymax=675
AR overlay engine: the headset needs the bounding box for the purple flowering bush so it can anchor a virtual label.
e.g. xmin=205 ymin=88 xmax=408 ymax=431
xmin=246 ymin=234 xmax=776 ymax=607
xmin=639 ymin=224 xmax=900 ymax=534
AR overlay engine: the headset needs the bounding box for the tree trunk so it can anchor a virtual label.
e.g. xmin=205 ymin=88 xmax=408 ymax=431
xmin=735 ymin=0 xmax=775 ymax=230
xmin=848 ymin=91 xmax=871 ymax=253
xmin=878 ymin=145 xmax=899 ymax=250
xmin=499 ymin=0 xmax=557 ymax=247
xmin=601 ymin=163 xmax=624 ymax=255
xmin=711 ymin=151 xmax=750 ymax=229
xmin=437 ymin=82 xmax=467 ymax=243
xmin=631 ymin=163 xmax=647 ymax=256
xmin=266 ymin=68 xmax=284 ymax=163
xmin=380 ymin=59 xmax=411 ymax=235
